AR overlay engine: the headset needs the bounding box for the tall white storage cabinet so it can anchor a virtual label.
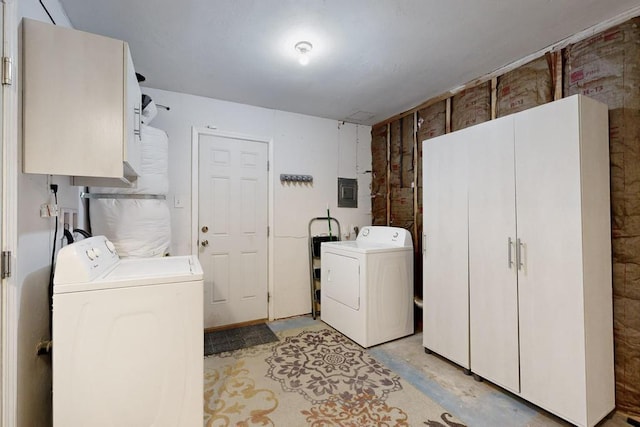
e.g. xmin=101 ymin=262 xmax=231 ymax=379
xmin=423 ymin=95 xmax=614 ymax=427
xmin=22 ymin=18 xmax=142 ymax=186
xmin=423 ymin=129 xmax=469 ymax=369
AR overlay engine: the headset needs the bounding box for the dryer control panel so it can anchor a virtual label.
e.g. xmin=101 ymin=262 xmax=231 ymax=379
xmin=54 ymin=236 xmax=120 ymax=286
xmin=357 ymin=226 xmax=412 ymax=247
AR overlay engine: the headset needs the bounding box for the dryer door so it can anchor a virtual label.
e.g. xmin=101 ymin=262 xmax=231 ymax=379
xmin=323 ymin=251 xmax=360 ymax=310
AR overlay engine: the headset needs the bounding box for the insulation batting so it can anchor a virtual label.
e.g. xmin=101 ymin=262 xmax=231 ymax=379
xmin=401 ymin=115 xmax=415 ymax=189
xmin=389 ymin=120 xmax=402 ymax=188
xmin=497 ymin=56 xmax=553 ymax=117
xmin=451 ymin=83 xmax=491 ymax=131
xmin=564 ymin=17 xmax=640 ymax=416
xmin=389 ymin=116 xmax=414 ymax=230
xmin=390 ymin=187 xmax=413 ymax=230
xmin=371 ymin=124 xmax=388 ymax=226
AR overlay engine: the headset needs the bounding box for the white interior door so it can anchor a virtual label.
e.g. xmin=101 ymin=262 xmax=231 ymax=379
xmin=468 ymin=117 xmax=520 ymax=393
xmin=514 ymin=98 xmax=587 ymax=420
xmin=198 ymin=134 xmax=268 ymax=328
xmin=422 ymin=132 xmax=469 ymax=369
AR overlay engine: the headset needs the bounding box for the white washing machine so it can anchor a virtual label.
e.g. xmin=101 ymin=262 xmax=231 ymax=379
xmin=52 ymin=236 xmax=203 ymax=427
xmin=320 ymin=226 xmax=414 ymax=347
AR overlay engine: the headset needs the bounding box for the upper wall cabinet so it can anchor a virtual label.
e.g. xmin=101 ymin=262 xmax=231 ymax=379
xmin=22 ymin=18 xmax=142 ymax=186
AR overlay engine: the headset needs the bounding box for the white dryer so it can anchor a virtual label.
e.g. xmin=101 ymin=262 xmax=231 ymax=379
xmin=52 ymin=236 xmax=203 ymax=427
xmin=320 ymin=226 xmax=414 ymax=347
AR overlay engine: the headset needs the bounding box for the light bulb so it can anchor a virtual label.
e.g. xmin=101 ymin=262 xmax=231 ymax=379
xmin=295 ymin=41 xmax=312 ymax=66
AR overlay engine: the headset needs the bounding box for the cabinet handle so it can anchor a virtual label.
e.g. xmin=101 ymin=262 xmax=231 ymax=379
xmin=133 ymin=105 xmax=141 ymax=138
xmin=508 ymin=237 xmax=514 ymax=268
xmin=423 ymin=233 xmax=426 ymax=255
xmin=517 ymin=238 xmax=524 ymax=270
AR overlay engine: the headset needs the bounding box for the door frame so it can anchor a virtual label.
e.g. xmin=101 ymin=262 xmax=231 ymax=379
xmin=190 ymin=127 xmax=274 ymax=321
xmin=2 ymin=0 xmax=17 ymax=424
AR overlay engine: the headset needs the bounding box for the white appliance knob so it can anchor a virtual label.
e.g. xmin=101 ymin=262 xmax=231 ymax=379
xmin=93 ymin=248 xmax=102 ymax=257
xmin=105 ymin=240 xmax=116 ymax=253
xmin=86 ymin=248 xmax=96 ymax=260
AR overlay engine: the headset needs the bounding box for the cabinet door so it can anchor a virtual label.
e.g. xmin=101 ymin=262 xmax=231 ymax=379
xmin=423 ymin=132 xmax=469 ymax=368
xmin=124 ymin=44 xmax=142 ymax=177
xmin=23 ymin=19 xmax=125 ymax=178
xmin=515 ymin=97 xmax=587 ymax=423
xmin=468 ymin=117 xmax=520 ymax=393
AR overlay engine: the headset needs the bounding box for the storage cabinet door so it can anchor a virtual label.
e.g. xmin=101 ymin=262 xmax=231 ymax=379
xmin=423 ymin=133 xmax=469 ymax=368
xmin=515 ymin=97 xmax=587 ymax=424
xmin=468 ymin=117 xmax=520 ymax=393
xmin=124 ymin=44 xmax=142 ymax=177
xmin=23 ymin=19 xmax=125 ymax=178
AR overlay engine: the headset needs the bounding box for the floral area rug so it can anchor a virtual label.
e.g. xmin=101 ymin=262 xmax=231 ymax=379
xmin=203 ymin=323 xmax=466 ymax=426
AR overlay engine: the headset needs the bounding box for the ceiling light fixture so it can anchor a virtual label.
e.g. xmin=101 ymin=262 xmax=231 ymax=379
xmin=295 ymin=41 xmax=313 ymax=66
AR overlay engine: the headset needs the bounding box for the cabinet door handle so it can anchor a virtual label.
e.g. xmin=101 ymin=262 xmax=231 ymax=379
xmin=508 ymin=237 xmax=514 ymax=268
xmin=423 ymin=233 xmax=426 ymax=255
xmin=517 ymin=238 xmax=524 ymax=270
xmin=133 ymin=105 xmax=141 ymax=138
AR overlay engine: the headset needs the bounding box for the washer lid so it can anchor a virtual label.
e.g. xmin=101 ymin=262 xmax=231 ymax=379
xmin=54 ymin=255 xmax=203 ymax=294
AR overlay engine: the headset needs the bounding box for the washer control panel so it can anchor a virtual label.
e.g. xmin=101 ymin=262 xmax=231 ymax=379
xmin=54 ymin=236 xmax=120 ymax=286
xmin=356 ymin=226 xmax=413 ymax=247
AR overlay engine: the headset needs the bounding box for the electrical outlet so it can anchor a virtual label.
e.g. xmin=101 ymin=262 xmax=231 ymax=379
xmin=59 ymin=208 xmax=78 ymax=230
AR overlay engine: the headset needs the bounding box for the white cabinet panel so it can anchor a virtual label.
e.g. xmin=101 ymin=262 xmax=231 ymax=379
xmin=468 ymin=117 xmax=520 ymax=393
xmin=515 ymin=96 xmax=613 ymax=427
xmin=23 ymin=19 xmax=141 ymax=186
xmin=423 ymin=131 xmax=469 ymax=369
xmin=515 ymin=96 xmax=586 ymax=422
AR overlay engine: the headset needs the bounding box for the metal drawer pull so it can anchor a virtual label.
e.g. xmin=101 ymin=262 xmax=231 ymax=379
xmin=517 ymin=238 xmax=524 ymax=270
xmin=508 ymin=237 xmax=514 ymax=268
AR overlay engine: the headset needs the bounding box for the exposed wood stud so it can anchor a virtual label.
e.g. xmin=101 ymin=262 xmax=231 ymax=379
xmin=545 ymin=51 xmax=563 ymax=101
xmin=554 ymin=51 xmax=563 ymax=100
xmin=445 ymin=98 xmax=452 ymax=134
xmin=491 ymin=77 xmax=498 ymax=120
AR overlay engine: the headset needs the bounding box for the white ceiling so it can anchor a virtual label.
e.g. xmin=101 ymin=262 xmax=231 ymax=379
xmin=58 ymin=0 xmax=640 ymax=125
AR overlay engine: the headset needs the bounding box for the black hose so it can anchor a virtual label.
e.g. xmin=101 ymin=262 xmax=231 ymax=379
xmin=73 ymin=228 xmax=92 ymax=239
xmin=62 ymin=229 xmax=74 ymax=245
xmin=48 ymin=185 xmax=58 ymax=339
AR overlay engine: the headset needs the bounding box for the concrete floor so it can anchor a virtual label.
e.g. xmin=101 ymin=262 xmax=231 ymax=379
xmin=267 ymin=316 xmax=634 ymax=427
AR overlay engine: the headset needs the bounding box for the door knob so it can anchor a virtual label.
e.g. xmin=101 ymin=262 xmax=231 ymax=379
xmin=201 ymin=226 xmax=209 ymax=233
xmin=201 ymin=240 xmax=209 ymax=247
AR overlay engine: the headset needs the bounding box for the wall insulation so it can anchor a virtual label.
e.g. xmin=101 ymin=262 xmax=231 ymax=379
xmin=389 ymin=116 xmax=414 ymax=230
xmin=564 ymin=17 xmax=640 ymax=415
xmin=496 ymin=56 xmax=553 ymax=117
xmin=451 ymin=82 xmax=491 ymax=131
xmin=371 ymin=124 xmax=387 ymax=225
xmin=371 ymin=15 xmax=640 ymax=417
